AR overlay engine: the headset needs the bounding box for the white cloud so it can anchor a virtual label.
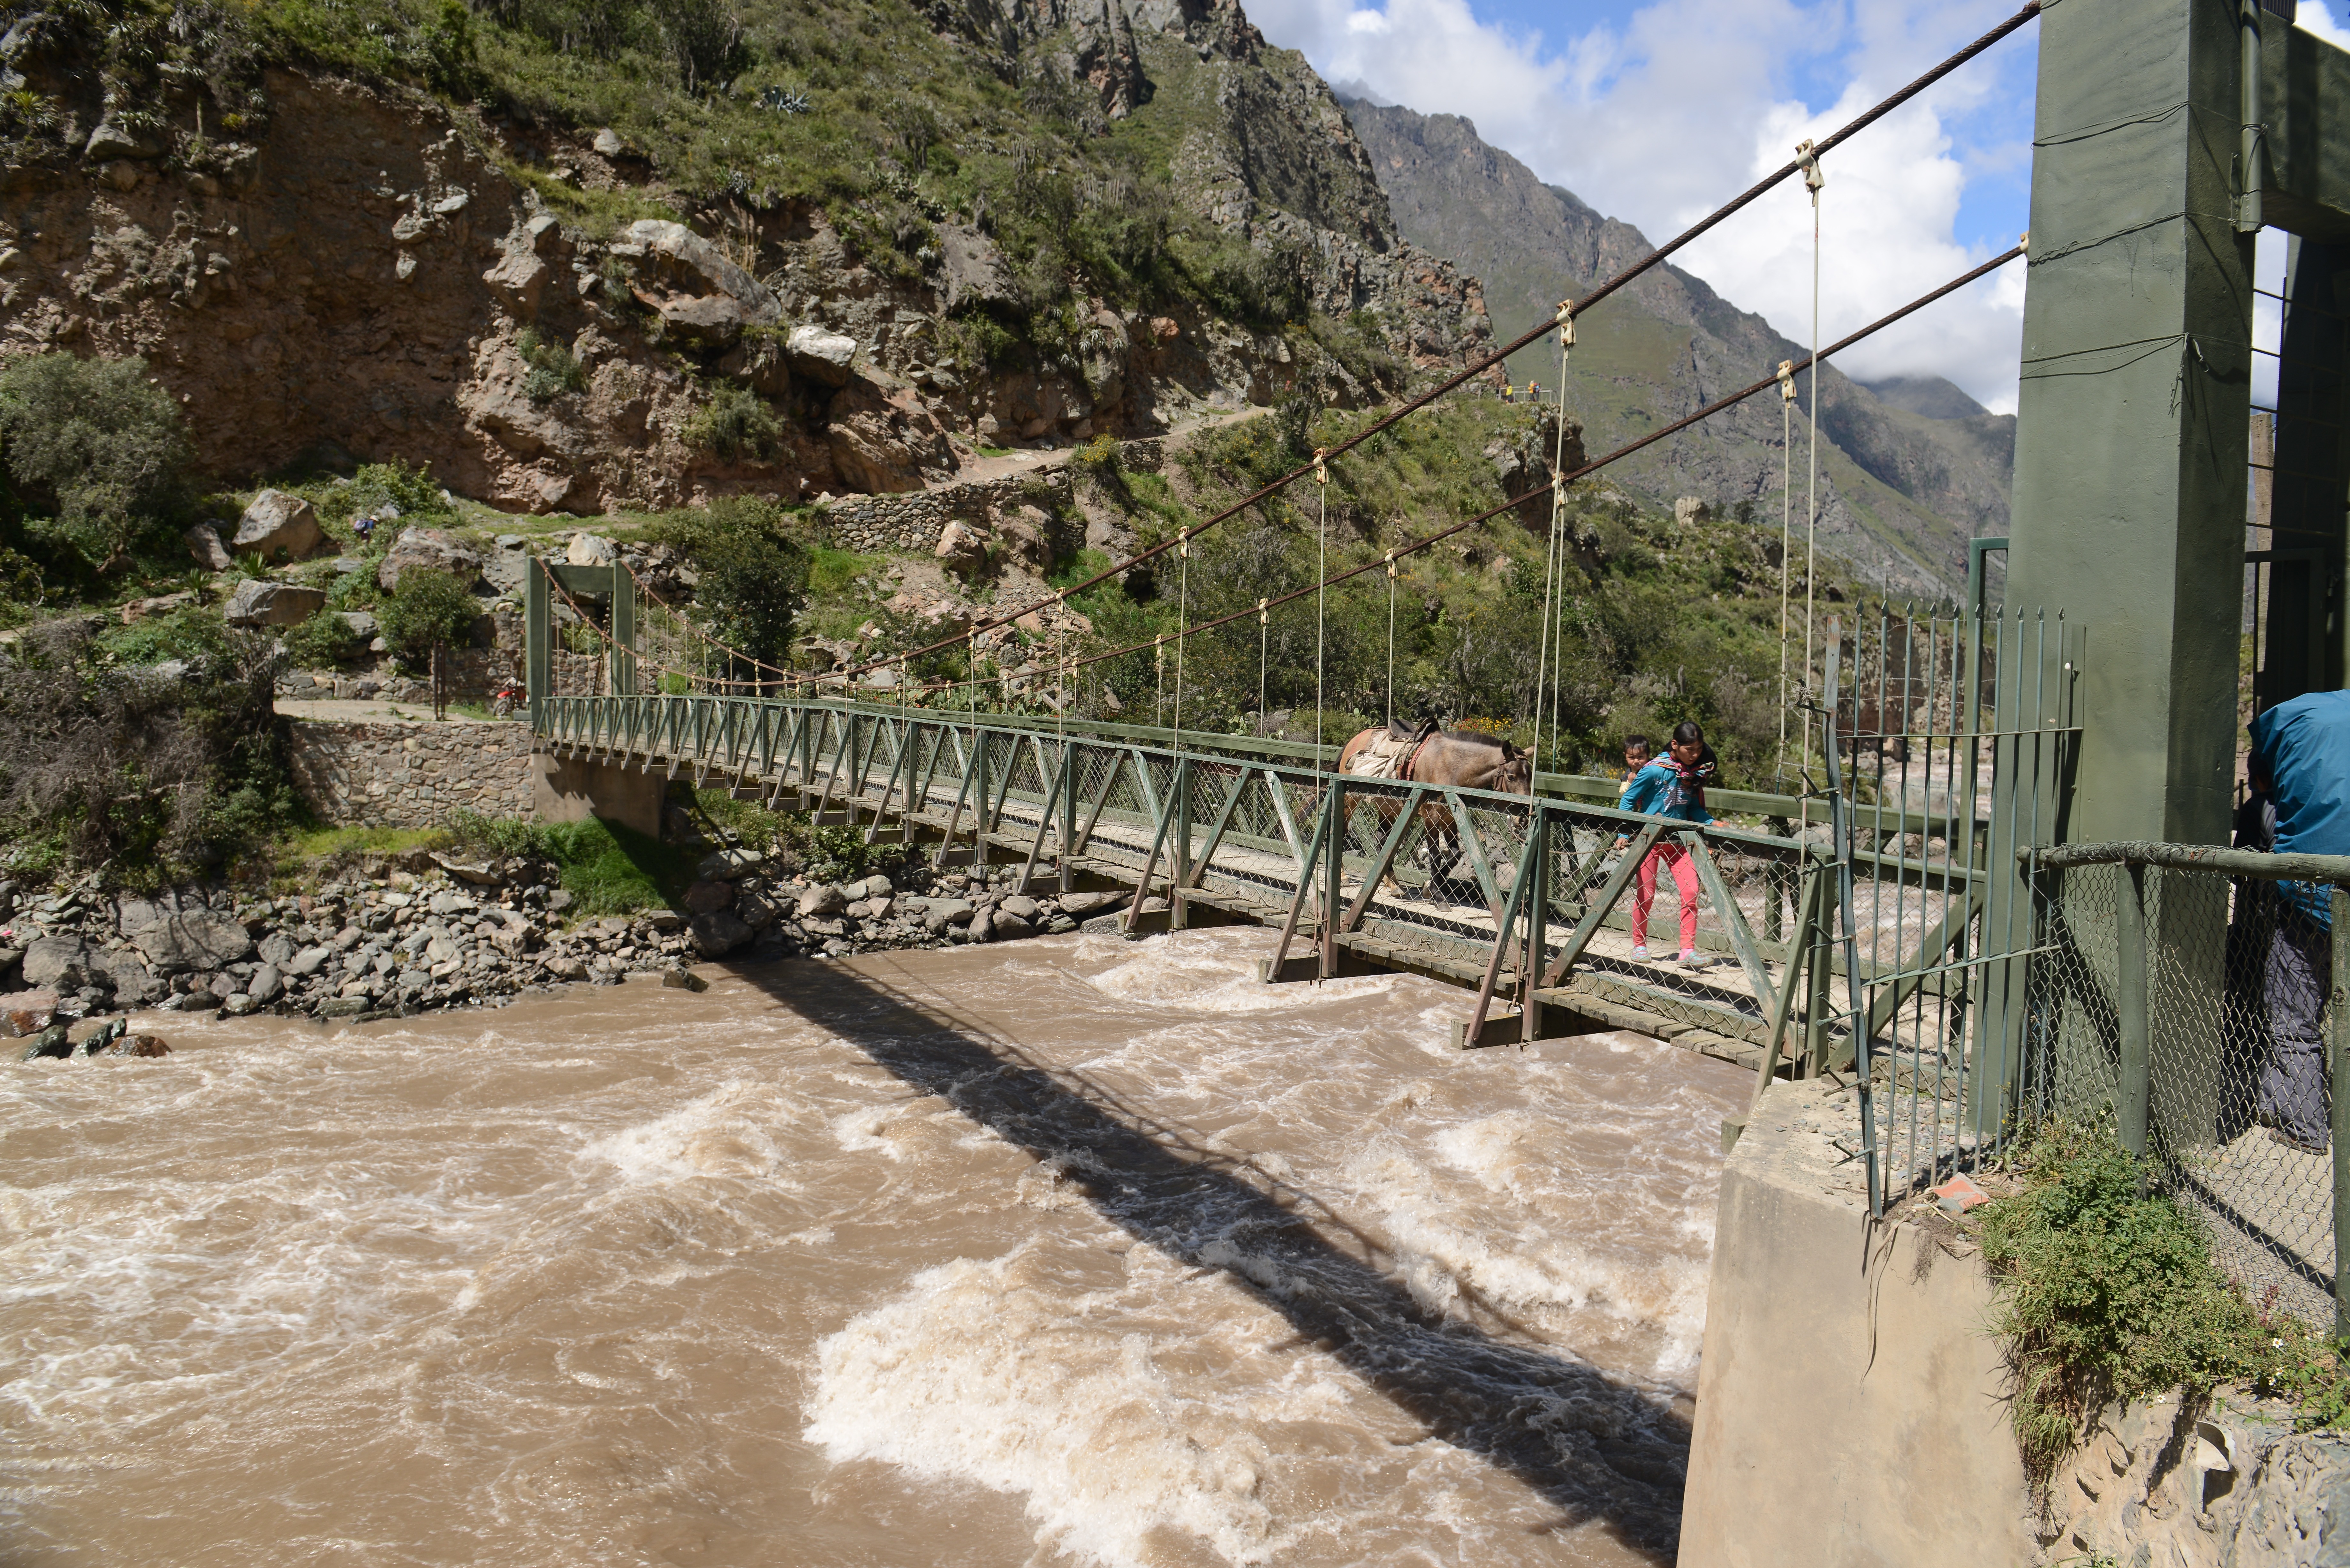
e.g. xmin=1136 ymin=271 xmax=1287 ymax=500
xmin=2297 ymin=0 xmax=2350 ymax=49
xmin=1252 ymin=0 xmax=2350 ymax=416
xmin=1245 ymin=0 xmax=2037 ymax=410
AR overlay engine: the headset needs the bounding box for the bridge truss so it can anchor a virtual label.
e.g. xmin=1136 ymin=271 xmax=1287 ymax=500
xmin=531 ymin=591 xmax=2079 ymax=1221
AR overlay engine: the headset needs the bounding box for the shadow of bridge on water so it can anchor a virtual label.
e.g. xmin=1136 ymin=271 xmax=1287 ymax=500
xmin=740 ymin=948 xmax=1690 ymax=1561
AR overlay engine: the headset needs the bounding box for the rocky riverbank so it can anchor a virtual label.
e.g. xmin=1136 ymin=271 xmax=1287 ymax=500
xmin=0 ymin=854 xmax=1133 ymax=1056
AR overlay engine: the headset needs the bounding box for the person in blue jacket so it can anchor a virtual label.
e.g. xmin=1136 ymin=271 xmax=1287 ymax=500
xmin=1615 ymin=720 xmax=1717 ymax=967
xmin=2248 ymin=690 xmax=2350 ymax=1154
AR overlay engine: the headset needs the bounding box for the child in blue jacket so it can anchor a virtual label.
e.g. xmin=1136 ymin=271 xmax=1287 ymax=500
xmin=1615 ymin=721 xmax=1716 ymax=966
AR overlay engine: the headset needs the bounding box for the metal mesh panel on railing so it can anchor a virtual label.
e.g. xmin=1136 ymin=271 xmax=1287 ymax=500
xmin=2028 ymin=859 xmax=2338 ymax=1328
xmin=1823 ymin=606 xmax=2083 ymax=1210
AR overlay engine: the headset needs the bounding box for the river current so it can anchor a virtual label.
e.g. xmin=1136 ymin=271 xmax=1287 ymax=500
xmin=0 ymin=926 xmax=1745 ymax=1566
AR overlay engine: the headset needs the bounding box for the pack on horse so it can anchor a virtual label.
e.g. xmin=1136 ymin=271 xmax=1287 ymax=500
xmin=1335 ymin=719 xmax=1533 ymax=903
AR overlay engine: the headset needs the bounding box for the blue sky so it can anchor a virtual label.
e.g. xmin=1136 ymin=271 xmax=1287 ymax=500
xmin=1243 ymin=0 xmax=2350 ymax=413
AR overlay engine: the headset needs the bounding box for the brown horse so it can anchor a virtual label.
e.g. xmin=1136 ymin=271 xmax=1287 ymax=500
xmin=1335 ymin=721 xmax=1532 ymax=902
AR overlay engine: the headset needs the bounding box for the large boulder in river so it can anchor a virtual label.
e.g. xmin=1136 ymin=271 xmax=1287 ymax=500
xmin=116 ymin=894 xmax=255 ymax=973
xmin=231 ymin=489 xmax=325 ymax=562
xmin=0 ymin=988 xmax=58 ymax=1038
xmin=688 ymin=910 xmax=752 ymax=957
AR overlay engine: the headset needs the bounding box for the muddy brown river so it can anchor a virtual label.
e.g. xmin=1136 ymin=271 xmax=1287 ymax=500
xmin=0 ymin=926 xmax=1747 ymax=1566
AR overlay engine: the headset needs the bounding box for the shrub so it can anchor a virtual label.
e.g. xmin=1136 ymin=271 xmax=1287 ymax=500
xmin=311 ymin=460 xmax=453 ymax=542
xmin=376 ymin=568 xmax=481 ymax=668
xmin=0 ymin=617 xmax=291 ymax=875
xmin=517 ymin=326 xmax=588 ymax=401
xmin=1979 ymin=1121 xmax=2267 ymax=1476
xmin=682 ymin=381 xmax=783 ymax=462
xmin=280 ymin=608 xmax=367 ymax=669
xmin=0 ymin=352 xmax=190 ymax=571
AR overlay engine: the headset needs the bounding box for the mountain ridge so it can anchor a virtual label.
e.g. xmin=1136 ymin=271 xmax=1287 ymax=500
xmin=1335 ymin=95 xmax=2016 ymax=595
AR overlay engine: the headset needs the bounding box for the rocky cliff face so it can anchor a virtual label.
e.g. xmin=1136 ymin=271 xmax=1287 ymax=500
xmin=0 ymin=1 xmax=1491 ymax=516
xmin=1341 ymin=96 xmax=2013 ymax=594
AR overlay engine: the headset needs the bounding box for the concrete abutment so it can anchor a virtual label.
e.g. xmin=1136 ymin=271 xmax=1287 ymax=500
xmin=530 ymin=751 xmax=666 ymax=840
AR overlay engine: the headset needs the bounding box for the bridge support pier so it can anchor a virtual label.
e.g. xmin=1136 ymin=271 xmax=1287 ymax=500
xmin=533 ymin=750 xmax=664 ymax=840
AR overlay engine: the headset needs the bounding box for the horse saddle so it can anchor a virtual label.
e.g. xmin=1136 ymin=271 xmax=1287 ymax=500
xmin=1348 ymin=718 xmax=1440 ymax=780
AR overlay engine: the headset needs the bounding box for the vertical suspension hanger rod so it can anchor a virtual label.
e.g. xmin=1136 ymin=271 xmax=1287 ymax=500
xmin=1798 ymin=136 xmax=1826 ymax=797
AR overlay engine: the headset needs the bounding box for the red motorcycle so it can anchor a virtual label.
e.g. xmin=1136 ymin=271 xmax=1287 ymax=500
xmin=492 ymin=680 xmax=524 ymax=719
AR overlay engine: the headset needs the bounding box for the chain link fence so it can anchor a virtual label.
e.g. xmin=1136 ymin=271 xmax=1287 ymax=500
xmin=2028 ymin=846 xmax=2347 ymax=1330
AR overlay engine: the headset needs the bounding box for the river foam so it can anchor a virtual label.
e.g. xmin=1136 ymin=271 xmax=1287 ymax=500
xmin=0 ymin=926 xmax=1743 ymax=1566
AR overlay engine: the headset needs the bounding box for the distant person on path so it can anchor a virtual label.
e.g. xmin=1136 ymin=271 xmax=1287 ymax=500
xmin=2249 ymin=691 xmax=2350 ymax=1155
xmin=1615 ymin=720 xmax=1717 ymax=969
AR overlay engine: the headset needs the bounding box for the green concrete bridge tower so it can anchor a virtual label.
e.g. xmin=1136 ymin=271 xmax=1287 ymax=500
xmin=2008 ymin=0 xmax=2350 ymax=841
xmin=1998 ymin=0 xmax=2350 ymax=1130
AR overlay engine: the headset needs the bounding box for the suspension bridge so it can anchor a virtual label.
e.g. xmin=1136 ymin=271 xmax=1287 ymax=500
xmin=480 ymin=6 xmax=2350 ymax=1559
xmin=519 ymin=0 xmax=2350 ymax=1324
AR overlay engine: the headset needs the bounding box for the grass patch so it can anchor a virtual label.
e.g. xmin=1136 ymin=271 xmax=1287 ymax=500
xmin=446 ymin=811 xmax=696 ymax=916
xmin=274 ymin=824 xmax=452 ymax=881
xmin=1979 ymin=1119 xmax=2350 ymax=1479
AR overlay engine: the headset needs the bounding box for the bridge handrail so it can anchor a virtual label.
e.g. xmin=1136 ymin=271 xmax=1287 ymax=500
xmin=711 ymin=694 xmax=1984 ymax=842
xmin=2027 ymin=840 xmax=2350 ymax=883
xmin=537 ymin=692 xmax=2010 ymax=871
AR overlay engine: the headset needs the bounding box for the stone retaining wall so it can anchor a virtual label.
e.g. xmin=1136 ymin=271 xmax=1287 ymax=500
xmin=822 ymin=467 xmax=1075 ymax=554
xmin=286 ymin=719 xmax=536 ymax=826
xmin=281 ymin=647 xmax=525 ymax=705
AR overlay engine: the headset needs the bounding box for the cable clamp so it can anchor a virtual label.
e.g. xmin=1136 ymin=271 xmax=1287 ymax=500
xmin=1555 ymin=298 xmax=1575 ymax=350
xmin=1312 ymin=448 xmax=1329 ymax=486
xmin=1257 ymin=596 xmax=1270 ymax=625
xmin=1384 ymin=550 xmax=1398 ymax=578
xmin=2018 ymin=229 xmax=2030 ymax=255
xmin=1796 ymin=138 xmax=1823 ymax=197
xmin=1777 ymin=359 xmax=1798 ymax=404
xmin=1179 ymin=527 xmax=1190 ymax=558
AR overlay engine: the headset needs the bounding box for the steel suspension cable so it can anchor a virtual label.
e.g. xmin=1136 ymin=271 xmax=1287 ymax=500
xmin=1775 ymin=358 xmax=1797 ymax=781
xmin=1173 ymin=529 xmax=1190 ymax=751
xmin=834 ymin=0 xmax=2042 ymax=690
xmin=1384 ymin=552 xmax=1398 ymax=727
xmin=1025 ymin=248 xmax=2024 ymax=692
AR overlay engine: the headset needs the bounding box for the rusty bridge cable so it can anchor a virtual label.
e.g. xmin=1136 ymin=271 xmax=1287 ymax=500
xmin=836 ymin=0 xmax=2043 ymax=685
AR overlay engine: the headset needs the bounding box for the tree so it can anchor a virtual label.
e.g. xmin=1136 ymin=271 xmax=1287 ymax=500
xmin=647 ymin=498 xmax=811 ymax=677
xmin=0 ymin=352 xmax=190 ymax=572
xmin=697 ymin=512 xmax=810 ymax=676
xmin=377 ymin=568 xmax=481 ymax=669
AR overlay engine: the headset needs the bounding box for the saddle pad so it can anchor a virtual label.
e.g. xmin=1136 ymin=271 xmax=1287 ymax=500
xmin=1344 ymin=735 xmax=1416 ymax=780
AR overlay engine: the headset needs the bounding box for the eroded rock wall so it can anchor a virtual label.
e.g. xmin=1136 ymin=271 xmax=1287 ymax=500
xmin=0 ymin=0 xmax=1494 ymax=519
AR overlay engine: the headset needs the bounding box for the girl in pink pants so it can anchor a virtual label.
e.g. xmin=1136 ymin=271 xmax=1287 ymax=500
xmin=1614 ymin=720 xmax=1717 ymax=968
xmin=1633 ymin=839 xmax=1702 ymax=954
